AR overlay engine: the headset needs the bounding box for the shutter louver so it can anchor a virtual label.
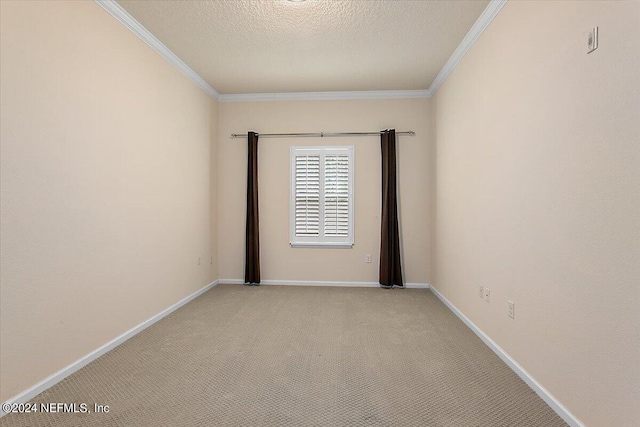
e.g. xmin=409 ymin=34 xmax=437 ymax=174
xmin=324 ymin=155 xmax=350 ymax=237
xmin=294 ymin=155 xmax=320 ymax=237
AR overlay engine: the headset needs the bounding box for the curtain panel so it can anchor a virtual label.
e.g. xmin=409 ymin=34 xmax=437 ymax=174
xmin=245 ymin=131 xmax=261 ymax=284
xmin=380 ymin=129 xmax=403 ymax=288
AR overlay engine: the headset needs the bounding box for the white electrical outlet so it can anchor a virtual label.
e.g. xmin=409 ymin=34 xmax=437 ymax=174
xmin=209 ymin=256 xmax=213 ymax=264
xmin=197 ymin=257 xmax=201 ymax=265
xmin=484 ymin=288 xmax=490 ymax=303
xmin=479 ymin=285 xmax=484 ymax=298
xmin=508 ymin=301 xmax=515 ymax=319
xmin=365 ymin=254 xmax=372 ymax=263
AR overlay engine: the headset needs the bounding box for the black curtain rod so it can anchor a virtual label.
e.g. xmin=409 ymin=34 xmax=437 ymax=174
xmin=230 ymin=131 xmax=415 ymax=138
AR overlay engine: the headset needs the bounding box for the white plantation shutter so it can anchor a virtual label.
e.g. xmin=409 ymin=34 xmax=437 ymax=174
xmin=324 ymin=155 xmax=350 ymax=237
xmin=295 ymin=155 xmax=320 ymax=236
xmin=290 ymin=146 xmax=354 ymax=247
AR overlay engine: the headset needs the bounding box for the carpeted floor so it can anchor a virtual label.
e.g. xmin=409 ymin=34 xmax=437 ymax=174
xmin=1 ymin=284 xmax=567 ymax=426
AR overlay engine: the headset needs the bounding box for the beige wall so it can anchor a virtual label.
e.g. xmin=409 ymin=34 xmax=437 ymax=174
xmin=217 ymin=99 xmax=433 ymax=285
xmin=0 ymin=1 xmax=218 ymax=402
xmin=433 ymin=1 xmax=640 ymax=426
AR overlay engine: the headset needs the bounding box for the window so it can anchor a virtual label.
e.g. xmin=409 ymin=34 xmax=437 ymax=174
xmin=290 ymin=146 xmax=354 ymax=247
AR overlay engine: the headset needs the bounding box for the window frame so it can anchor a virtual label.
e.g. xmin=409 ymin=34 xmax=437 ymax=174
xmin=289 ymin=145 xmax=355 ymax=248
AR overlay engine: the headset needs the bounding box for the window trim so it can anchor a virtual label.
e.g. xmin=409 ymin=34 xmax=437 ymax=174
xmin=289 ymin=146 xmax=354 ymax=248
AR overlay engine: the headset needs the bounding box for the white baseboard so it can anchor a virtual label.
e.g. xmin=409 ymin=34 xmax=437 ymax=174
xmin=219 ymin=279 xmax=429 ymax=289
xmin=404 ymin=283 xmax=431 ymax=289
xmin=0 ymin=280 xmax=219 ymax=418
xmin=429 ymin=286 xmax=585 ymax=427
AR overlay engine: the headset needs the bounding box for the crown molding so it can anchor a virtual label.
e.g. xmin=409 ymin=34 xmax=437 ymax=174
xmin=94 ymin=0 xmax=220 ymax=100
xmin=427 ymin=0 xmax=507 ymax=96
xmin=94 ymin=0 xmax=505 ymax=102
xmin=217 ymin=90 xmax=431 ymax=102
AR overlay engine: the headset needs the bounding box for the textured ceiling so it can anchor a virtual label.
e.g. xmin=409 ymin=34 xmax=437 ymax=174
xmin=117 ymin=0 xmax=490 ymax=94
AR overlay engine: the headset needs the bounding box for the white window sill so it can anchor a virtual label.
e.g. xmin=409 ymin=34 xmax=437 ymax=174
xmin=290 ymin=242 xmax=354 ymax=249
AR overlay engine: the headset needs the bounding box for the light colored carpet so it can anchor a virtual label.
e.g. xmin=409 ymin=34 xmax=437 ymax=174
xmin=1 ymin=284 xmax=567 ymax=426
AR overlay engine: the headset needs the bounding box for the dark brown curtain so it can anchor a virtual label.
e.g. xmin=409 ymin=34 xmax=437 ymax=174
xmin=244 ymin=131 xmax=260 ymax=285
xmin=380 ymin=129 xmax=403 ymax=288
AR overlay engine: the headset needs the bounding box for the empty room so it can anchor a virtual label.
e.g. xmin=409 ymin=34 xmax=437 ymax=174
xmin=1 ymin=0 xmax=638 ymax=426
